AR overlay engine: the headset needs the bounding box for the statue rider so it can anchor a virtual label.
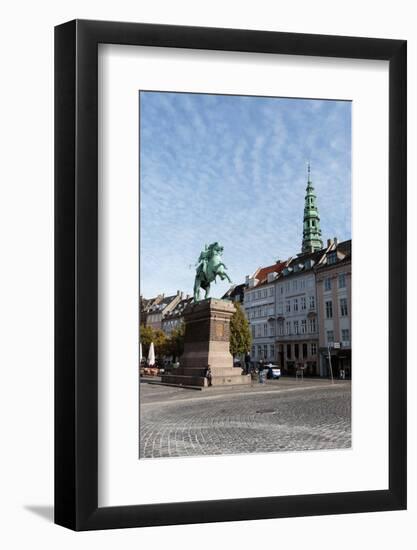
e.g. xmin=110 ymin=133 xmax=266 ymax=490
xmin=196 ymin=244 xmax=209 ymax=278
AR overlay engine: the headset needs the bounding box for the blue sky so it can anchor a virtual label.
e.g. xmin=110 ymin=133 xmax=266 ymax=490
xmin=140 ymin=91 xmax=351 ymax=299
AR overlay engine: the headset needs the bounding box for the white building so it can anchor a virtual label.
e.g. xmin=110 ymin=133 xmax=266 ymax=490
xmin=243 ymin=262 xmax=286 ymax=362
xmin=274 ymin=250 xmax=326 ymax=375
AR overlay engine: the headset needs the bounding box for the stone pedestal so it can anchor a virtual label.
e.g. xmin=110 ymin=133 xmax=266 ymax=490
xmin=161 ymin=298 xmax=251 ymax=388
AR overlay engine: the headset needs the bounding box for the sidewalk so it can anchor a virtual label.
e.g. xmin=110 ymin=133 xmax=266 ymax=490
xmin=140 ymin=376 xmax=351 ymax=405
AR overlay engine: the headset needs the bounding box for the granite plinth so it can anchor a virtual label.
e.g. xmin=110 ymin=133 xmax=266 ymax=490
xmin=161 ymin=298 xmax=251 ymax=388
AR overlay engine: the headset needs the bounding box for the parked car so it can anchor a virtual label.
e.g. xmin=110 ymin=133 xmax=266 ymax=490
xmin=266 ymin=364 xmax=281 ymax=379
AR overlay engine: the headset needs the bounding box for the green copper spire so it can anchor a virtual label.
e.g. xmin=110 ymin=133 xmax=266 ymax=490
xmin=301 ymin=163 xmax=323 ymax=253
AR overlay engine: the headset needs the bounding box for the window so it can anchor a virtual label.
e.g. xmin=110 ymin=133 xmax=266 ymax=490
xmin=293 ymin=298 xmax=298 ymax=311
xmin=277 ymin=320 xmax=284 ymax=336
xmin=300 ymin=279 xmax=306 ymax=290
xmin=256 ymin=325 xmax=261 ymax=338
xmin=269 ymin=287 xmax=274 ymax=296
xmin=286 ymin=300 xmax=291 ymax=313
xmin=251 ymin=345 xmax=255 ymax=357
xmin=327 ymin=330 xmax=334 ymax=344
xmin=294 ymin=321 xmax=299 ymax=334
xmin=285 ymin=282 xmax=290 ymax=293
xmin=302 ymin=343 xmax=308 ymax=358
xmin=301 ymin=320 xmax=307 ymax=334
xmin=251 ymin=326 xmax=255 ymax=338
xmin=263 ymin=323 xmax=268 ymax=336
xmin=338 ymin=273 xmax=346 ymax=288
xmin=342 ymin=329 xmax=350 ymax=342
xmin=277 ymin=301 xmax=283 ymax=314
xmin=325 ymin=300 xmax=333 ymax=318
xmin=263 ymin=345 xmax=268 ymax=359
xmin=327 ymin=252 xmax=337 ymax=265
xmin=280 ymin=286 xmax=284 ymax=295
xmin=269 ymin=323 xmax=275 ymax=337
xmin=311 ymin=343 xmax=317 ymax=355
xmin=270 ymin=344 xmax=275 ymax=359
xmin=257 ymin=345 xmax=262 ymax=358
xmin=294 ymin=343 xmax=299 ymax=358
xmin=324 ymin=277 xmax=331 ymax=291
xmin=340 ymin=298 xmax=348 ymax=317
xmin=301 ymin=297 xmax=306 ymax=310
xmin=286 ymin=344 xmax=292 ymax=359
xmin=286 ymin=321 xmax=291 ymax=335
xmin=309 ymin=318 xmax=317 ymax=333
xmin=292 ymin=280 xmax=297 ymax=291
xmin=263 ymin=289 xmax=267 ymax=298
xmin=309 ymin=295 xmax=315 ymax=309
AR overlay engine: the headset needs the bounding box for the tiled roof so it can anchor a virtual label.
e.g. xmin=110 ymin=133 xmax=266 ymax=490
xmin=337 ymin=239 xmax=351 ymax=257
xmin=163 ymin=297 xmax=193 ymax=319
xmin=140 ymin=295 xmax=163 ymax=312
xmin=148 ymin=294 xmax=178 ymax=313
xmin=314 ymin=239 xmax=352 ymax=272
xmin=289 ymin=248 xmax=326 ymax=267
xmin=254 ymin=261 xmax=286 ymax=284
xmin=222 ymin=283 xmax=245 ymax=299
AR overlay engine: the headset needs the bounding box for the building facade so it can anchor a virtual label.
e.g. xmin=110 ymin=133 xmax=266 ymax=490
xmin=315 ymin=239 xmax=352 ymax=378
xmin=275 ymin=249 xmax=326 ymax=375
xmin=144 ymin=291 xmax=184 ymax=331
xmin=161 ymin=295 xmax=192 ymax=335
xmin=239 ymin=166 xmax=352 ymax=378
xmin=243 ymin=262 xmax=286 ymax=362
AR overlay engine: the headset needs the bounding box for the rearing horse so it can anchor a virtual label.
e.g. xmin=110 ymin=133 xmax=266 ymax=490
xmin=193 ymin=242 xmax=232 ymax=301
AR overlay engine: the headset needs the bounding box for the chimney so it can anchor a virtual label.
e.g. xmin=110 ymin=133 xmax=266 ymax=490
xmin=245 ymin=275 xmax=249 ymax=285
xmin=334 ymin=237 xmax=338 ymax=246
xmin=327 ymin=238 xmax=334 ymax=247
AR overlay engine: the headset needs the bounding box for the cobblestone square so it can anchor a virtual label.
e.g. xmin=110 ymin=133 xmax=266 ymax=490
xmin=139 ymin=378 xmax=351 ymax=459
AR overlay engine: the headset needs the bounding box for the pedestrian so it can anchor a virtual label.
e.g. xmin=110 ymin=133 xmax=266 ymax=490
xmin=244 ymin=351 xmax=251 ymax=375
xmin=258 ymin=358 xmax=265 ymax=384
xmin=205 ymin=365 xmax=212 ymax=387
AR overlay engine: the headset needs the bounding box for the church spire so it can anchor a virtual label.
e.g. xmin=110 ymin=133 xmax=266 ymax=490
xmin=301 ymin=163 xmax=323 ymax=253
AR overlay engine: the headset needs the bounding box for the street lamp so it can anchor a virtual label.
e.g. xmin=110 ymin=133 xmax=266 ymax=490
xmin=327 ymin=343 xmax=334 ymax=384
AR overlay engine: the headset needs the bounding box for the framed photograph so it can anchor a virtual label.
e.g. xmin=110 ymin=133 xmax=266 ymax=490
xmin=55 ymin=20 xmax=406 ymax=530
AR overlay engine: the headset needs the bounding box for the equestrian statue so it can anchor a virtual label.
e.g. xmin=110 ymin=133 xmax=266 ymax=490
xmin=193 ymin=242 xmax=232 ymax=302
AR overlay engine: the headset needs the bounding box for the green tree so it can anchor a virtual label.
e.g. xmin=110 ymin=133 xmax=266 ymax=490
xmin=165 ymin=323 xmax=185 ymax=361
xmin=152 ymin=329 xmax=167 ymax=358
xmin=139 ymin=324 xmax=154 ymax=356
xmin=230 ymin=302 xmax=252 ymax=357
xmin=140 ymin=325 xmax=166 ymax=359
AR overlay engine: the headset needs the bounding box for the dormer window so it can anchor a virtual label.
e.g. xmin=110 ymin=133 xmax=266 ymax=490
xmin=327 ymin=252 xmax=337 ymax=265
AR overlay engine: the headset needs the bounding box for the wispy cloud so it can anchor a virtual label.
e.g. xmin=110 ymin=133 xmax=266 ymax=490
xmin=140 ymin=92 xmax=351 ymax=298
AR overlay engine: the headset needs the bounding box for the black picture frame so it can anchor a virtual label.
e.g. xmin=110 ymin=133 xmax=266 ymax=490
xmin=55 ymin=19 xmax=407 ymax=531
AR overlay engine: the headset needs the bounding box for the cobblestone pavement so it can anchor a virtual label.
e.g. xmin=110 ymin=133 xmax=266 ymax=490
xmin=139 ymin=379 xmax=351 ymax=459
